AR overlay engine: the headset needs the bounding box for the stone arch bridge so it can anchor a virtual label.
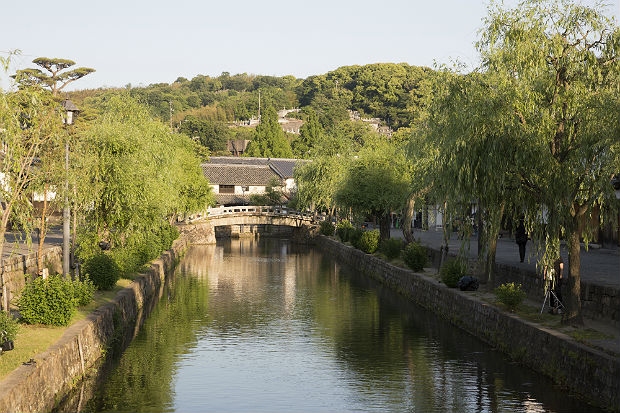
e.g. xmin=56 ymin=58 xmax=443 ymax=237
xmin=179 ymin=206 xmax=324 ymax=244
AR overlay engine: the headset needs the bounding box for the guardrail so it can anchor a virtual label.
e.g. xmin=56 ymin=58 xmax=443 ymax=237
xmin=185 ymin=206 xmax=327 ymax=224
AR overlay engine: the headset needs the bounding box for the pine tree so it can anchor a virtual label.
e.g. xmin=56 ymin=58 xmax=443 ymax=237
xmin=247 ymin=106 xmax=292 ymax=158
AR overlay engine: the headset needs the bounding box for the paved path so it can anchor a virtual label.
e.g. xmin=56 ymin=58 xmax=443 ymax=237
xmin=388 ymin=228 xmax=619 ymax=289
xmin=2 ymin=226 xmax=62 ymax=260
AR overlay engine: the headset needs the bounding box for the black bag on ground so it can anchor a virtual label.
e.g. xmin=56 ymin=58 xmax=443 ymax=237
xmin=457 ymin=276 xmax=479 ymax=291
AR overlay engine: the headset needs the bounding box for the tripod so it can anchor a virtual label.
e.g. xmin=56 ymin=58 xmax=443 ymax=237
xmin=540 ymin=278 xmax=565 ymax=314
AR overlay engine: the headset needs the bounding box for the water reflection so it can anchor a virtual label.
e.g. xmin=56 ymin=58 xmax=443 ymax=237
xmin=76 ymin=238 xmax=600 ymax=413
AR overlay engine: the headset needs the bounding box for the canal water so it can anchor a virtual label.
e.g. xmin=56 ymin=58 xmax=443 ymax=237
xmin=74 ymin=238 xmax=600 ymax=412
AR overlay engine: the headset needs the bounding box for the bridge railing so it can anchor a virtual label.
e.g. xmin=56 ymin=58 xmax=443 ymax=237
xmin=185 ymin=205 xmax=327 ymax=223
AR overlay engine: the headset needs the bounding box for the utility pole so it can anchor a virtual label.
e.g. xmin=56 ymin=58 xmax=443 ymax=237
xmin=258 ymin=89 xmax=261 ymax=121
xmin=63 ymin=138 xmax=70 ymax=276
xmin=169 ymin=101 xmax=173 ymax=131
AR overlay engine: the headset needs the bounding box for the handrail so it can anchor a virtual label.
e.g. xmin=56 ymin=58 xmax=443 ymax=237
xmin=184 ymin=205 xmax=327 ymax=224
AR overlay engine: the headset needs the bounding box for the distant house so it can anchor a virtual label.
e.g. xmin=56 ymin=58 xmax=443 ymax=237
xmin=226 ymin=139 xmax=250 ymax=156
xmin=201 ymin=157 xmax=309 ymax=206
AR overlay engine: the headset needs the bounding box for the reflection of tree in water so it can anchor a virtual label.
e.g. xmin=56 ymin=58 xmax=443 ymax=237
xmin=80 ymin=238 xmax=601 ymax=413
xmin=83 ymin=275 xmax=210 ymax=412
xmin=307 ymin=261 xmax=601 ymax=413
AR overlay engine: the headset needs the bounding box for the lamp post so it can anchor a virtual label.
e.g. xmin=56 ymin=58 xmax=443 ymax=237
xmin=61 ymin=100 xmax=79 ymax=276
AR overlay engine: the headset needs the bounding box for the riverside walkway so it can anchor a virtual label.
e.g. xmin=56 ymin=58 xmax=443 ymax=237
xmin=391 ymin=228 xmax=620 ymax=289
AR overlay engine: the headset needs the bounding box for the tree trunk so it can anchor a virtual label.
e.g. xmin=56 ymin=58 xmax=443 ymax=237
xmin=37 ymin=184 xmax=49 ymax=274
xmin=484 ymin=202 xmax=505 ymax=286
xmin=563 ymin=215 xmax=584 ymax=325
xmin=402 ymin=196 xmax=415 ymax=243
xmin=379 ymin=214 xmax=391 ymax=240
xmin=477 ymin=201 xmax=487 ymax=282
xmin=440 ymin=202 xmax=449 ymax=268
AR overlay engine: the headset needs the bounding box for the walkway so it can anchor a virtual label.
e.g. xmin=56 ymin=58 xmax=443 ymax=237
xmin=389 ymin=228 xmax=620 ymax=289
xmin=2 ymin=226 xmax=62 ymax=260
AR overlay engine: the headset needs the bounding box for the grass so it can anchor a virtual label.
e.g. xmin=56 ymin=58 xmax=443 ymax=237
xmin=0 ymin=278 xmax=132 ymax=380
xmin=564 ymin=328 xmax=613 ymax=342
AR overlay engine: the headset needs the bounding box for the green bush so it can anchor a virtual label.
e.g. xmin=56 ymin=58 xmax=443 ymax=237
xmin=336 ymin=221 xmax=354 ymax=242
xmin=83 ymin=253 xmax=121 ymax=290
xmin=358 ymin=230 xmax=380 ymax=254
xmin=18 ymin=275 xmax=76 ymax=326
xmin=403 ymin=242 xmax=427 ymax=271
xmin=160 ymin=224 xmax=179 ymax=250
xmin=495 ymin=282 xmax=526 ymax=311
xmin=380 ymin=238 xmax=403 ymax=260
xmin=440 ymin=259 xmax=467 ymax=288
xmin=319 ymin=220 xmax=335 ymax=236
xmin=72 ymin=276 xmax=96 ymax=306
xmin=0 ymin=311 xmax=19 ymax=343
xmin=111 ymin=247 xmax=142 ymax=277
xmin=349 ymin=228 xmax=364 ymax=249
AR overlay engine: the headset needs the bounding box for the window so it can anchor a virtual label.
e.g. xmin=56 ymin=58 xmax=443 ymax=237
xmin=219 ymin=185 xmax=234 ymax=194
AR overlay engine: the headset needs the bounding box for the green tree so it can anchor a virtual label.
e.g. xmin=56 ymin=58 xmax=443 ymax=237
xmin=335 ymin=142 xmax=410 ymax=240
xmin=13 ymin=57 xmax=95 ymax=96
xmin=246 ymin=106 xmax=293 ymax=158
xmin=478 ymin=0 xmax=620 ymax=323
xmin=179 ymin=116 xmax=229 ymax=152
xmin=75 ymin=94 xmax=213 ymax=257
xmin=292 ymin=110 xmax=322 ymax=158
xmin=0 ymin=54 xmax=65 ymax=310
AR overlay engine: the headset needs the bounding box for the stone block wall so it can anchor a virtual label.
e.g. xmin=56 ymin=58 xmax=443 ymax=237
xmin=0 ymin=236 xmax=190 ymax=413
xmin=316 ymin=236 xmax=620 ymax=412
xmin=0 ymin=246 xmax=63 ymax=310
xmin=425 ymin=246 xmax=619 ymax=327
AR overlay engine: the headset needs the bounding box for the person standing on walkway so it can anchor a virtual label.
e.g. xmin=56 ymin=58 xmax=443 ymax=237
xmin=515 ymin=217 xmax=528 ymax=263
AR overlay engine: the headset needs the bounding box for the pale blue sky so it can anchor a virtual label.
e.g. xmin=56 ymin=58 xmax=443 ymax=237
xmin=1 ymin=0 xmax=618 ymax=90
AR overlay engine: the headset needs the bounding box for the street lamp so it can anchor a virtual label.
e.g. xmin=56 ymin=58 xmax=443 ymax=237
xmin=61 ymin=100 xmax=79 ymax=276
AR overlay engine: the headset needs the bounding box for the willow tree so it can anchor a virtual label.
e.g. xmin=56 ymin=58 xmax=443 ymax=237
xmin=75 ymin=94 xmax=213 ymax=257
xmin=479 ymin=0 xmax=620 ymax=324
xmin=294 ymin=154 xmax=348 ymax=216
xmin=0 ymin=67 xmax=63 ymax=309
xmin=335 ymin=141 xmax=411 ymax=240
xmin=424 ymin=69 xmax=522 ymax=284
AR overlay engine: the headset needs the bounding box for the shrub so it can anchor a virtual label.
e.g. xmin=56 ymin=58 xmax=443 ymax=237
xmin=0 ymin=311 xmax=19 ymax=343
xmin=349 ymin=228 xmax=364 ymax=249
xmin=336 ymin=221 xmax=354 ymax=242
xmin=358 ymin=230 xmax=380 ymax=254
xmin=160 ymin=224 xmax=179 ymax=250
xmin=380 ymin=238 xmax=404 ymax=260
xmin=18 ymin=275 xmax=76 ymax=326
xmin=83 ymin=253 xmax=121 ymax=290
xmin=72 ymin=276 xmax=96 ymax=306
xmin=319 ymin=220 xmax=335 ymax=236
xmin=111 ymin=247 xmax=142 ymax=277
xmin=440 ymin=259 xmax=467 ymax=288
xmin=403 ymin=242 xmax=427 ymax=271
xmin=495 ymin=282 xmax=526 ymax=311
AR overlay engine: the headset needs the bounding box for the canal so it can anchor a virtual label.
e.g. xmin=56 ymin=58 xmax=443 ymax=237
xmin=71 ymin=238 xmax=600 ymax=412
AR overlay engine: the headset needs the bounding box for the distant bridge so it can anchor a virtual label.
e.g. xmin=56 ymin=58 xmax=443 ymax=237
xmin=189 ymin=205 xmax=324 ymax=227
xmin=181 ymin=206 xmax=325 ymax=243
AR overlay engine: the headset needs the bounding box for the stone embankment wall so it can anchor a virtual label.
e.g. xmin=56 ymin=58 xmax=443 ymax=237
xmin=317 ymin=236 xmax=620 ymax=412
xmin=0 ymin=246 xmax=63 ymax=310
xmin=425 ymin=246 xmax=619 ymax=327
xmin=0 ymin=236 xmax=190 ymax=413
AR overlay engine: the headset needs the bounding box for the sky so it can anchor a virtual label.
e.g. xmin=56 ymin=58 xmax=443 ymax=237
xmin=1 ymin=0 xmax=618 ymax=91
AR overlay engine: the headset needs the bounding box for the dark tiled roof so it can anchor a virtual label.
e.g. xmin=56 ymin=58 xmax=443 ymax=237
xmin=207 ymin=157 xmax=309 ymax=178
xmin=201 ymin=163 xmax=279 ymax=185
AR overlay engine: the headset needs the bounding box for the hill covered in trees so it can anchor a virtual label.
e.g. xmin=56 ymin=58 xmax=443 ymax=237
xmin=66 ymin=63 xmax=435 ymax=158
